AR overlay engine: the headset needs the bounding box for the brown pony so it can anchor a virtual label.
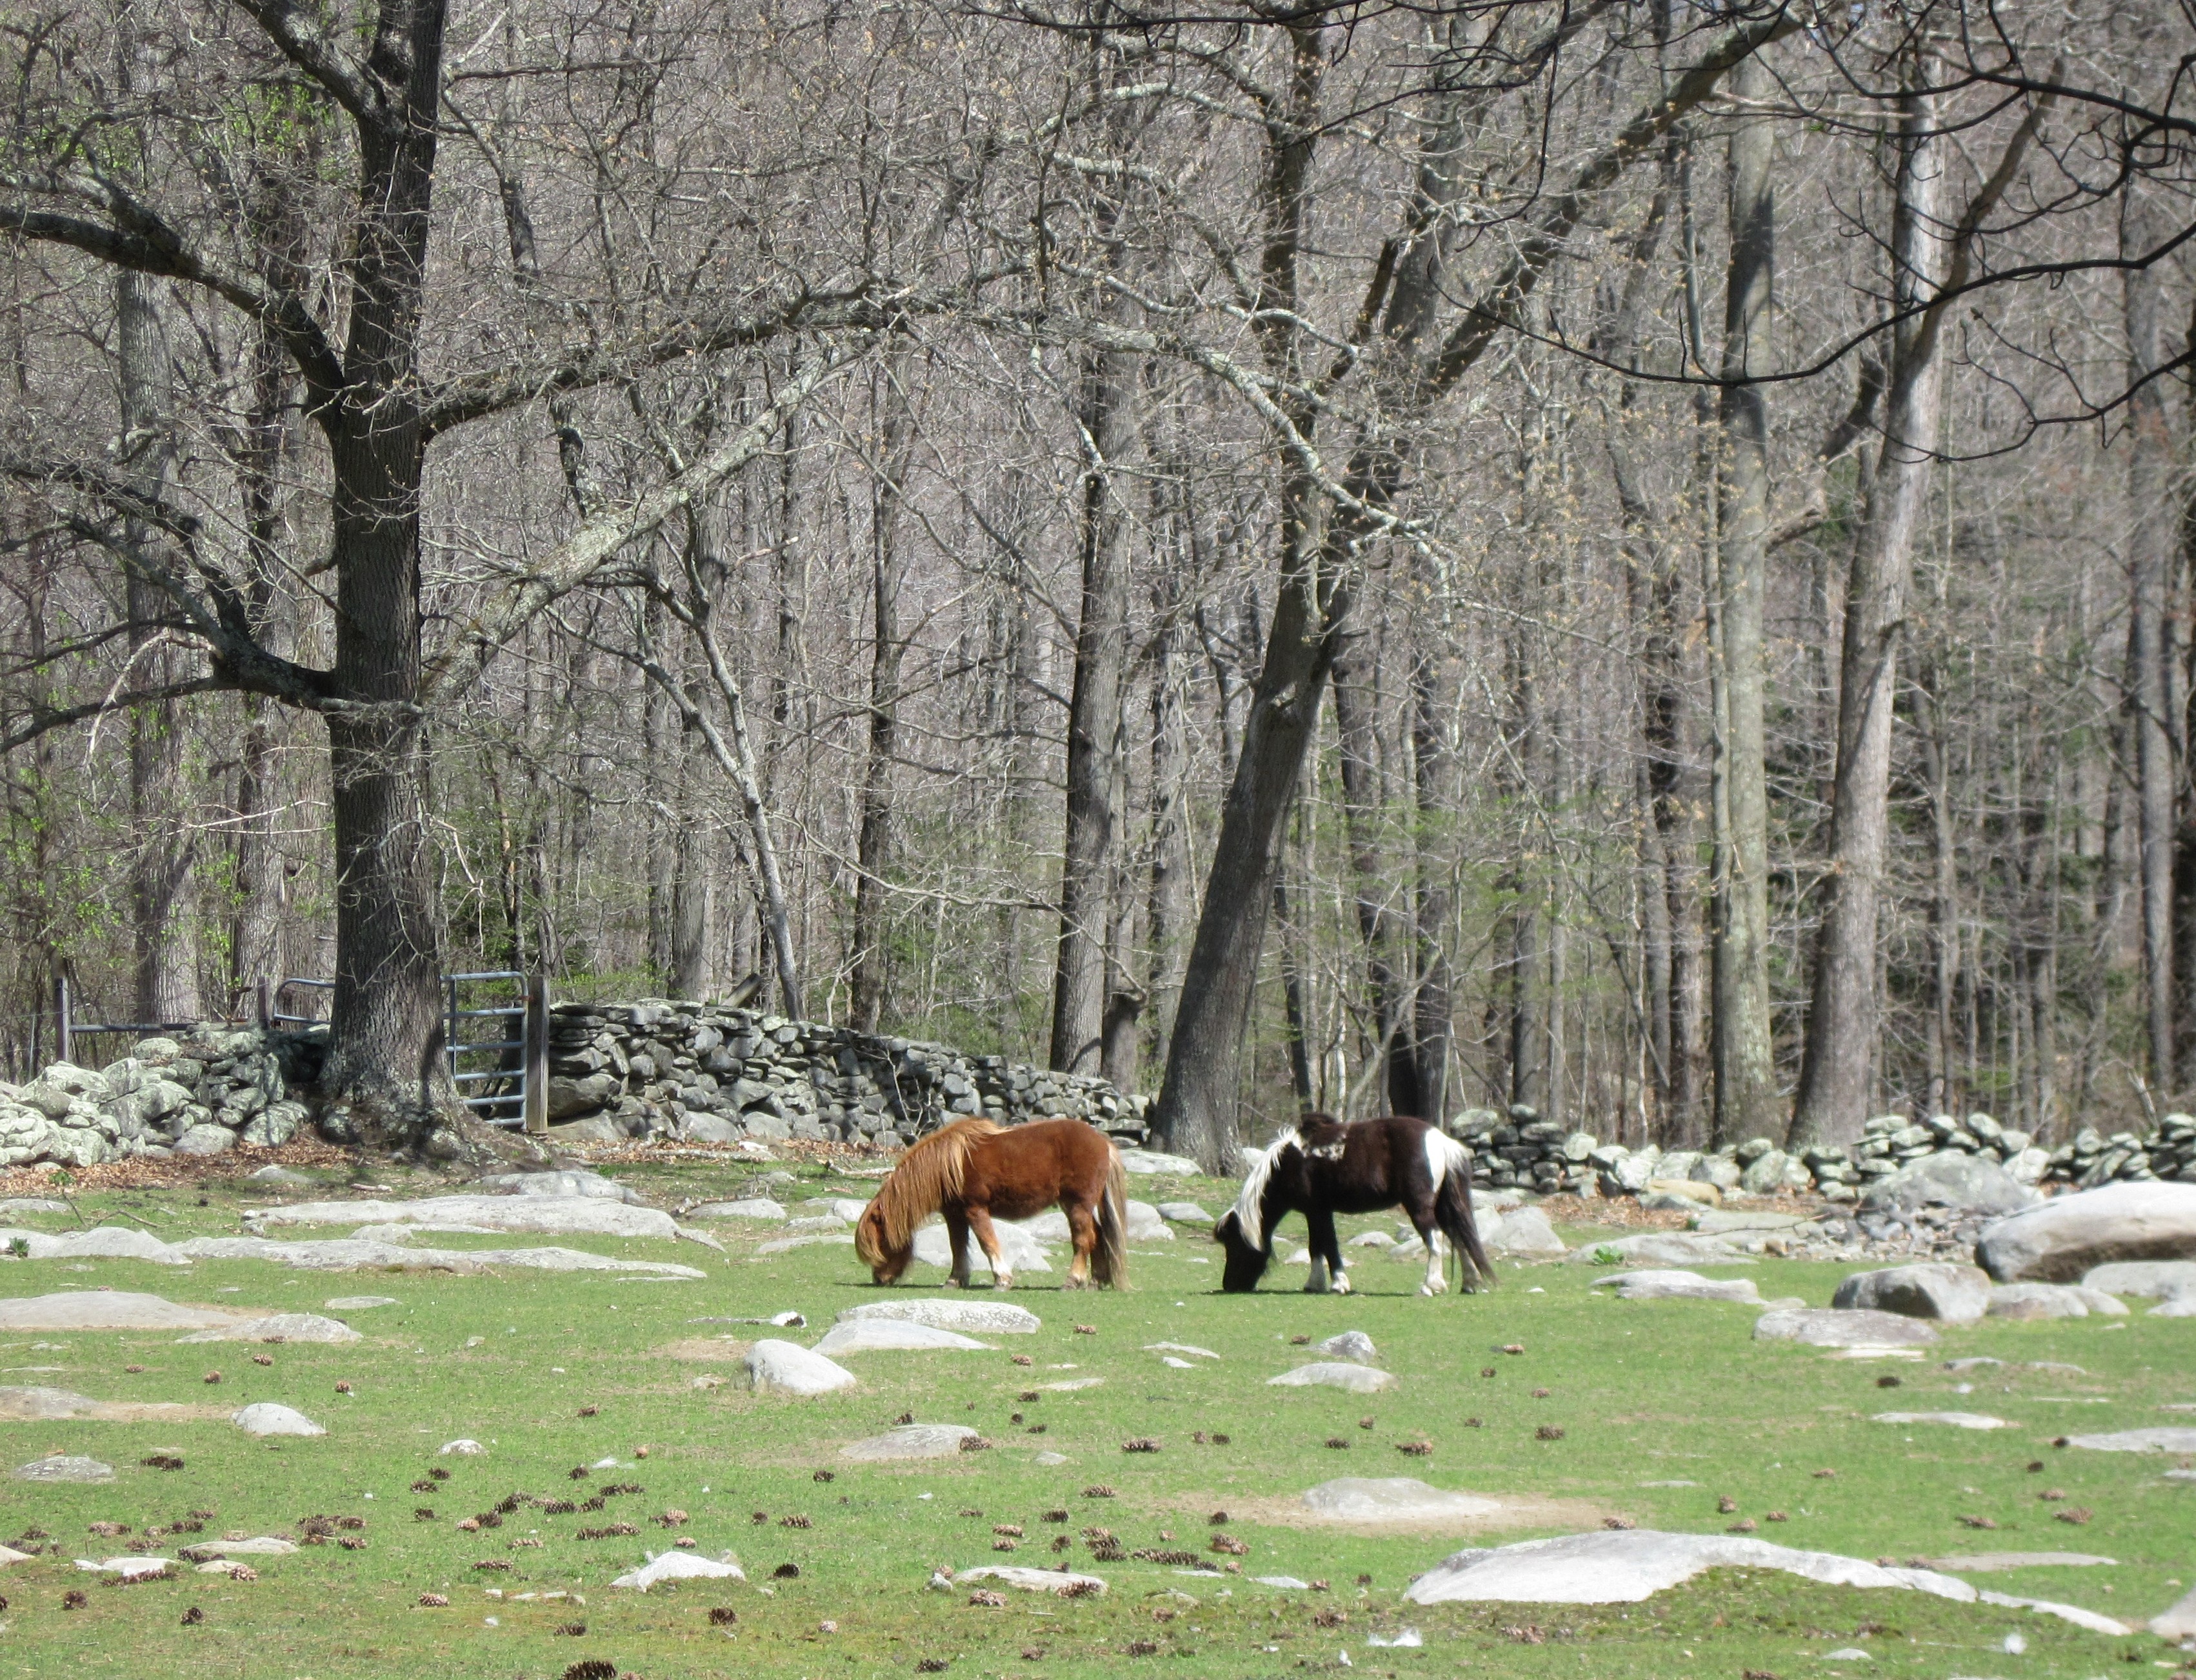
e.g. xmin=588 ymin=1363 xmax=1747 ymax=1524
xmin=855 ymin=1117 xmax=1128 ymax=1290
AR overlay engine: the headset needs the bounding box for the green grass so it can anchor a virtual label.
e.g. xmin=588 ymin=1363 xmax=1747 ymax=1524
xmin=0 ymin=1157 xmax=2190 ymax=1679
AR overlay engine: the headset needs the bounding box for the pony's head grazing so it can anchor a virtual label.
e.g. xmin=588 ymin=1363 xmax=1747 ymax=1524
xmin=1213 ymin=1125 xmax=1301 ymax=1292
xmin=854 ymin=1117 xmax=1002 ymax=1285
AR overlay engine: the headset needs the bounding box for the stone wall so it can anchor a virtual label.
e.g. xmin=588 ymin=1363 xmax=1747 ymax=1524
xmin=1451 ymin=1105 xmax=2196 ymax=1201
xmin=0 ymin=1026 xmax=323 ymax=1167
xmin=544 ymin=999 xmax=1148 ymax=1146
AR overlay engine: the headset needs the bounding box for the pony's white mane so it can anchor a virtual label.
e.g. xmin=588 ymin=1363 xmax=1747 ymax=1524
xmin=1231 ymin=1125 xmax=1304 ymax=1251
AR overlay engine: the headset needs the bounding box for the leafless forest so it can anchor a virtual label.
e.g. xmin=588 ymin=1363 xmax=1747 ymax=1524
xmin=4 ymin=0 xmax=2194 ymax=1165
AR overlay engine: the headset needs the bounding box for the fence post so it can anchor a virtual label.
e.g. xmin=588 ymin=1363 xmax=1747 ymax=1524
xmin=255 ymin=977 xmax=270 ymax=1030
xmin=55 ymin=974 xmax=71 ymax=1068
xmin=523 ymin=973 xmax=550 ymax=1136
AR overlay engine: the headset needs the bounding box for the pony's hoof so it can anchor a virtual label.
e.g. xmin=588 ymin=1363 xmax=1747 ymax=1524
xmin=992 ymin=1273 xmax=1014 ymax=1291
xmin=1332 ymin=1274 xmax=1353 ymax=1295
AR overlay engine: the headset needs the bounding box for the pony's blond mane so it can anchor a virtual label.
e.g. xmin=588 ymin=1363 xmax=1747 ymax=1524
xmin=859 ymin=1117 xmax=1004 ymax=1261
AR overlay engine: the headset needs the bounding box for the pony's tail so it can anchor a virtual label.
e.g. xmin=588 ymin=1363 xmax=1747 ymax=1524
xmin=1432 ymin=1133 xmax=1497 ymax=1291
xmin=1092 ymin=1150 xmax=1130 ymax=1289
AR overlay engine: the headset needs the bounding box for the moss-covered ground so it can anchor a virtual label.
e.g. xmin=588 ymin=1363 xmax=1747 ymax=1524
xmin=0 ymin=1152 xmax=2189 ymax=1679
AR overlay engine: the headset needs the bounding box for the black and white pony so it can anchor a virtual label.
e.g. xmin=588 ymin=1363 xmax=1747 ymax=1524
xmin=1213 ymin=1113 xmax=1496 ymax=1295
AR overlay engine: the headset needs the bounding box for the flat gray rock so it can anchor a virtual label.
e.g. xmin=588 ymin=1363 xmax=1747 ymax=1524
xmin=1487 ymin=1207 xmax=1566 ymax=1256
xmin=0 ymin=1225 xmax=189 ymax=1265
xmin=1313 ymin=1330 xmax=1379 ymax=1363
xmin=1124 ymin=1200 xmax=1173 ymax=1241
xmin=0 ymin=1198 xmax=70 ymax=1217
xmin=1874 ymin=1411 xmax=2010 ymax=1430
xmin=743 ymin=1338 xmax=855 ymax=1396
xmin=612 ymin=1552 xmax=745 ymax=1590
xmin=1145 ymin=1341 xmax=1219 ymax=1360
xmin=2153 ymin=1583 xmax=2196 ymax=1640
xmin=0 ymin=1385 xmax=191 ymax=1422
xmin=1988 ymin=1283 xmax=2128 ymax=1321
xmin=1754 ymin=1308 xmax=1941 ymax=1348
xmin=2063 ymin=1428 xmax=2196 ymax=1452
xmin=0 ymin=1386 xmax=112 ymax=1419
xmin=1014 ymin=1209 xmax=1071 ymax=1242
xmin=1833 ymin=1263 xmax=1993 ymax=1323
xmin=246 ymin=1166 xmax=314 ymax=1186
xmin=690 ymin=1197 xmax=788 ymax=1221
xmin=170 ymin=1235 xmax=703 ymax=1277
xmin=324 ymin=1295 xmax=397 ymax=1310
xmin=2082 ymin=1259 xmax=2196 ymax=1297
xmin=837 ymin=1298 xmax=1041 ymax=1334
xmin=179 ymin=1312 xmax=361 ymax=1344
xmin=754 ymin=1233 xmax=856 ymax=1254
xmin=1861 ymin=1154 xmax=2037 ymax=1218
xmin=247 ymin=1194 xmax=679 ymax=1241
xmin=231 ymin=1402 xmax=324 ymax=1437
xmin=1593 ymin=1269 xmax=1762 ymax=1303
xmin=1921 ymin=1552 xmax=2115 ymax=1572
xmin=841 ymin=1423 xmax=980 ymax=1460
xmin=1268 ymin=1362 xmax=1397 ymax=1394
xmin=0 ymin=1290 xmax=239 ymax=1331
xmin=472 ymin=1169 xmax=643 ymax=1204
xmin=1566 ymin=1233 xmax=1754 ymax=1267
xmin=1692 ymin=1210 xmax=1814 ymax=1235
xmin=956 ymin=1565 xmax=1107 ymax=1595
xmin=2151 ymin=1289 xmax=2196 ymax=1317
xmin=806 ymin=1198 xmax=872 ymax=1222
xmin=1405 ymin=1528 xmax=1978 ymax=1607
xmin=1115 ymin=1148 xmax=1200 ymax=1175
xmin=912 ymin=1219 xmax=1051 ymax=1273
xmin=1976 ymin=1182 xmax=2196 ymax=1283
xmin=1157 ymin=1202 xmax=1213 ymax=1225
xmin=810 ymin=1320 xmax=992 ymax=1356
xmin=12 ymin=1454 xmax=112 ymax=1482
xmin=1301 ymin=1478 xmax=1499 ymax=1523
xmin=179 ymin=1536 xmax=298 ymax=1560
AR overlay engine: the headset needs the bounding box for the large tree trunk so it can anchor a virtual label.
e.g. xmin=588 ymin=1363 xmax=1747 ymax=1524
xmin=315 ymin=0 xmax=459 ymax=1144
xmin=1050 ymin=339 xmax=1138 ymax=1074
xmin=117 ymin=270 xmax=200 ymax=1025
xmin=1791 ymin=87 xmax=1949 ymax=1146
xmin=1708 ymin=52 xmax=1779 ymax=1147
xmin=1148 ymin=24 xmax=1328 ymax=1171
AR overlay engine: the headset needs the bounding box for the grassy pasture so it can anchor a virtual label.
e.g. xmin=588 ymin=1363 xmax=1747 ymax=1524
xmin=0 ymin=1155 xmax=2188 ymax=1679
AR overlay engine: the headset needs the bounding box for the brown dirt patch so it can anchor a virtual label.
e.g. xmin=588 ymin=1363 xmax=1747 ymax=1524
xmin=0 ymin=1139 xmax=357 ymax=1202
xmin=1155 ymin=1486 xmax=1623 ymax=1538
xmin=659 ymin=1337 xmax=753 ymax=1362
xmin=0 ymin=1392 xmax=226 ymax=1423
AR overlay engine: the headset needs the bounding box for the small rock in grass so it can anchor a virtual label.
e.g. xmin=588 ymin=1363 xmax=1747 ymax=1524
xmin=230 ymin=1403 xmax=323 ymax=1437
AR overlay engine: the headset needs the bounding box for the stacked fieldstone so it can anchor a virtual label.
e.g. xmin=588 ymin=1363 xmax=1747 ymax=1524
xmin=544 ymin=999 xmax=1146 ymax=1146
xmin=1450 ymin=1102 xmax=2196 ymax=1201
xmin=0 ymin=1026 xmax=321 ymax=1168
xmin=2046 ymin=1114 xmax=2196 ymax=1188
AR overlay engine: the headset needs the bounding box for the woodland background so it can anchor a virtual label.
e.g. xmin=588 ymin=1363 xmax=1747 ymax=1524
xmin=3 ymin=0 xmax=2193 ymax=1164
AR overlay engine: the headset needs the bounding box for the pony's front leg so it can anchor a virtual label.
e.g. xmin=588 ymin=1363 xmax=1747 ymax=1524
xmin=964 ymin=1207 xmax=1013 ymax=1290
xmin=944 ymin=1210 xmax=975 ymax=1289
xmin=1304 ymin=1208 xmax=1341 ymax=1294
